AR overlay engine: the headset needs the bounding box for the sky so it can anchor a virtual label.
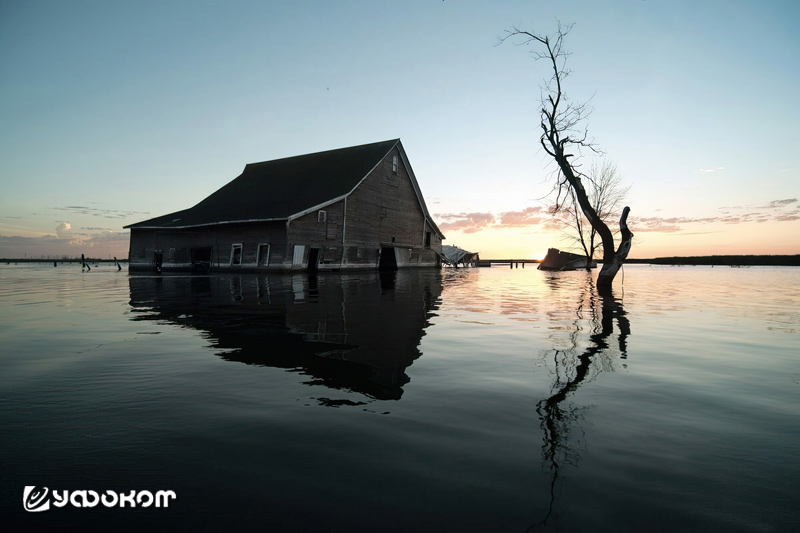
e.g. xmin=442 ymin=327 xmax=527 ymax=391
xmin=1 ymin=0 xmax=798 ymax=260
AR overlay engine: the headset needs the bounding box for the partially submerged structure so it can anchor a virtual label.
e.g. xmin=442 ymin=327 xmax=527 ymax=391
xmin=125 ymin=139 xmax=444 ymax=272
xmin=538 ymin=248 xmax=597 ymax=271
xmin=440 ymin=245 xmax=480 ymax=268
xmin=128 ymin=270 xmax=442 ymax=399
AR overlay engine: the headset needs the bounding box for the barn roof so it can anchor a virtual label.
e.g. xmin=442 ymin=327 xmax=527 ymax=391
xmin=125 ymin=139 xmax=442 ymax=237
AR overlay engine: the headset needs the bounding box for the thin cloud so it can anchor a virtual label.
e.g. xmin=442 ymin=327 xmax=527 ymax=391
xmin=633 ymin=222 xmax=681 ymax=233
xmin=85 ymin=231 xmax=129 ymax=244
xmin=631 ymin=197 xmax=800 ymax=233
xmin=437 ymin=206 xmax=549 ymax=234
xmin=53 ymin=206 xmax=150 ymax=219
xmin=437 ymin=212 xmax=496 ymax=233
xmin=0 ymin=231 xmax=130 ymax=258
xmin=764 ymin=198 xmax=797 ymax=208
xmin=498 ymin=207 xmax=544 ymax=227
xmin=436 ymin=196 xmax=800 ymax=236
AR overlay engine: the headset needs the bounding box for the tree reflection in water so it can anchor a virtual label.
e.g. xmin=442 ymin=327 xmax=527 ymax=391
xmin=532 ymin=272 xmax=630 ymax=531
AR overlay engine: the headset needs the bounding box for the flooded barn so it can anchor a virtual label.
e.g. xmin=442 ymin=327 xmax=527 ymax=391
xmin=125 ymin=139 xmax=444 ymax=272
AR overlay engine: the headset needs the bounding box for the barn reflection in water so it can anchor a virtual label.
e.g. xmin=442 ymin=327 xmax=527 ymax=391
xmin=129 ymin=271 xmax=442 ymax=400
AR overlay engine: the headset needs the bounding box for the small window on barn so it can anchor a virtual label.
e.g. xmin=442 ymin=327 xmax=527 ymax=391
xmin=392 ymin=155 xmax=398 ymax=173
xmin=231 ymin=244 xmax=243 ymax=266
xmin=168 ymin=248 xmax=176 ymax=262
xmin=318 ymin=210 xmax=327 ymax=223
xmin=257 ymin=244 xmax=270 ymax=266
xmin=322 ymin=247 xmax=337 ymax=264
xmin=425 ymin=232 xmax=432 ymax=249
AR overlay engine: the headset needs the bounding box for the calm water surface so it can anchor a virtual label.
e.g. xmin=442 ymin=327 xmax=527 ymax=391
xmin=1 ymin=263 xmax=798 ymax=531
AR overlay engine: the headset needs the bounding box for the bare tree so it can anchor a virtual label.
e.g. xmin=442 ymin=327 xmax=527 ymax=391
xmin=502 ymin=23 xmax=633 ymax=292
xmin=551 ymin=160 xmax=630 ymax=269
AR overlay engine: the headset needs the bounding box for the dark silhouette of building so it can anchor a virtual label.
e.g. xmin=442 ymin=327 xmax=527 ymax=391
xmin=128 ymin=270 xmax=442 ymax=400
xmin=125 ymin=140 xmax=444 ymax=272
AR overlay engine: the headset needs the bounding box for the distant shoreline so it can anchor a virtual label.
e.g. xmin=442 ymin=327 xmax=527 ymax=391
xmin=480 ymin=255 xmax=800 ymax=267
xmin=624 ymin=255 xmax=800 ymax=266
xmin=3 ymin=255 xmax=799 ymax=267
xmin=2 ymin=258 xmax=125 ymax=264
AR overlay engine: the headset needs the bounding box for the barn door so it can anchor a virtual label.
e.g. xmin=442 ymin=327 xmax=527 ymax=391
xmin=191 ymin=247 xmax=212 ymax=273
xmin=378 ymin=247 xmax=398 ymax=271
xmin=292 ymin=245 xmax=305 ymax=267
xmin=153 ymin=251 xmax=163 ymax=272
xmin=308 ymin=248 xmax=320 ymax=273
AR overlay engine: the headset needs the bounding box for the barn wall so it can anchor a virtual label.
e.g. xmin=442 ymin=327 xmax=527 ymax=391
xmin=129 ymin=229 xmax=155 ymax=267
xmin=128 ymin=222 xmax=288 ymax=272
xmin=342 ymin=146 xmax=442 ymax=268
xmin=285 ymin=200 xmax=345 ymax=270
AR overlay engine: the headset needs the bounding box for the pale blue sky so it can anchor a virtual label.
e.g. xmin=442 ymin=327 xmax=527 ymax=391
xmin=1 ymin=0 xmax=798 ymax=258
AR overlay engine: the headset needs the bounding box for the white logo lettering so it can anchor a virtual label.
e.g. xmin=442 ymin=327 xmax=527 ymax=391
xmin=137 ymin=490 xmax=154 ymax=507
xmin=155 ymin=490 xmax=177 ymax=508
xmin=118 ymin=490 xmax=137 ymax=507
xmin=23 ymin=486 xmax=176 ymax=512
xmin=52 ymin=490 xmax=69 ymax=508
xmin=101 ymin=490 xmax=118 ymax=507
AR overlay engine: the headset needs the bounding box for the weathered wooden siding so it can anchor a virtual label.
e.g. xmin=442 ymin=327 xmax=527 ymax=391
xmin=285 ymin=200 xmax=346 ymax=270
xmin=211 ymin=222 xmax=287 ymax=270
xmin=129 ymin=229 xmax=155 ymax=266
xmin=129 ymin=222 xmax=287 ymax=272
xmin=342 ymin=146 xmax=442 ymax=268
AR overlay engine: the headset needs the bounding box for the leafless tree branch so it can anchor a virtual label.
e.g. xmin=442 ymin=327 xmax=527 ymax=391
xmin=501 ymin=22 xmax=633 ymax=291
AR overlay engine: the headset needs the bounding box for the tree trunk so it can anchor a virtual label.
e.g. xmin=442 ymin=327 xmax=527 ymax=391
xmin=596 ymin=207 xmax=633 ymax=293
xmin=551 ymin=151 xmax=632 ymax=291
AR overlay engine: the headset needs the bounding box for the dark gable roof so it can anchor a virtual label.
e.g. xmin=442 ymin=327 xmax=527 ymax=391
xmin=125 ymin=139 xmax=401 ymax=229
